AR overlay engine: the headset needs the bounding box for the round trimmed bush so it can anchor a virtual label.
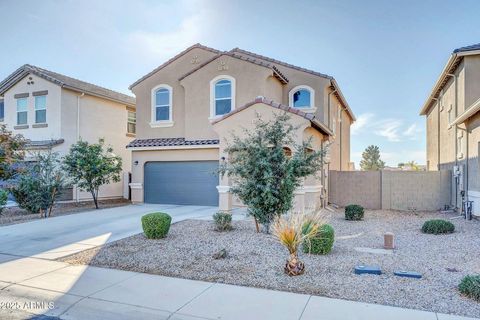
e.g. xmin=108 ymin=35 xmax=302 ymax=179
xmin=421 ymin=219 xmax=454 ymax=235
xmin=459 ymin=275 xmax=480 ymax=302
xmin=303 ymin=224 xmax=335 ymax=255
xmin=213 ymin=211 xmax=232 ymax=231
xmin=345 ymin=204 xmax=364 ymax=221
xmin=141 ymin=212 xmax=172 ymax=239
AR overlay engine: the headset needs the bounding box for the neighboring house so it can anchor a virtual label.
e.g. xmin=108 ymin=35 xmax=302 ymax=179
xmin=128 ymin=43 xmax=355 ymax=212
xmin=420 ymin=43 xmax=480 ymax=216
xmin=0 ymin=64 xmax=136 ymax=201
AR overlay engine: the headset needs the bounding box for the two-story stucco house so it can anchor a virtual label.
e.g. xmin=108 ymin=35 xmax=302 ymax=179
xmin=0 ymin=64 xmax=136 ymax=201
xmin=420 ymin=43 xmax=480 ymax=216
xmin=128 ymin=44 xmax=355 ymax=212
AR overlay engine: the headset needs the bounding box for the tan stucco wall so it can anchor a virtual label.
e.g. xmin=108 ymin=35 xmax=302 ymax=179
xmin=180 ymin=55 xmax=283 ymax=140
xmin=2 ymin=73 xmax=62 ymax=139
xmin=60 ymin=89 xmax=134 ymax=200
xmin=130 ymin=148 xmax=219 ymax=203
xmin=131 ymin=47 xmax=218 ymax=139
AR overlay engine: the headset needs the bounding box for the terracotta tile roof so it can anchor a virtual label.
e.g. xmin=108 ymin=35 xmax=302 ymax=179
xmin=453 ymin=43 xmax=480 ymax=53
xmin=26 ymin=139 xmax=65 ymax=149
xmin=211 ymin=96 xmax=333 ymax=136
xmin=178 ymin=52 xmax=289 ymax=84
xmin=129 ymin=43 xmax=221 ymax=89
xmin=0 ymin=65 xmax=135 ymax=106
xmin=230 ymin=47 xmax=333 ymax=80
xmin=127 ymin=137 xmax=219 ymax=148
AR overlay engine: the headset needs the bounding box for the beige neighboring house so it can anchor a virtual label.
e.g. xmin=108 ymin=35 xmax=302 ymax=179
xmin=420 ymin=43 xmax=480 ymax=216
xmin=128 ymin=44 xmax=355 ymax=212
xmin=0 ymin=64 xmax=136 ymax=201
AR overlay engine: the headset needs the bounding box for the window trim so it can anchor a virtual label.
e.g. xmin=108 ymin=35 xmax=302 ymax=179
xmin=210 ymin=75 xmax=235 ymax=120
xmin=288 ymin=85 xmax=316 ymax=113
xmin=127 ymin=110 xmax=136 ymax=135
xmin=34 ymin=95 xmax=47 ymax=124
xmin=150 ymin=84 xmax=173 ymax=128
xmin=16 ymin=97 xmax=28 ymax=125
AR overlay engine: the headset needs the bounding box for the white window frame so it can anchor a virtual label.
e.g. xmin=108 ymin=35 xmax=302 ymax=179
xmin=16 ymin=97 xmax=28 ymax=125
xmin=127 ymin=110 xmax=136 ymax=134
xmin=288 ymin=85 xmax=316 ymax=113
xmin=210 ymin=75 xmax=235 ymax=120
xmin=34 ymin=95 xmax=47 ymax=124
xmin=150 ymin=84 xmax=173 ymax=128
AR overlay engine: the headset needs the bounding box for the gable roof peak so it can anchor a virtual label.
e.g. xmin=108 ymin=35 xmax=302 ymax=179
xmin=0 ymin=64 xmax=135 ymax=106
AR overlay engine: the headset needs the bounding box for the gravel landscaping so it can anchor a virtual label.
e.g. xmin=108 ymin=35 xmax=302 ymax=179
xmin=0 ymin=199 xmax=130 ymax=226
xmin=60 ymin=209 xmax=480 ymax=318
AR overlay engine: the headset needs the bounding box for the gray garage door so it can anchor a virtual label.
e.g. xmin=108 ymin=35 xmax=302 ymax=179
xmin=144 ymin=161 xmax=219 ymax=206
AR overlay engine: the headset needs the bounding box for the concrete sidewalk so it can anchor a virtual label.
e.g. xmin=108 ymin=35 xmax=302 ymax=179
xmin=0 ymin=254 xmax=477 ymax=320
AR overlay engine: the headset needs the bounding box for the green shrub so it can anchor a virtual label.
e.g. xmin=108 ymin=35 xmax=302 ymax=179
xmin=345 ymin=204 xmax=364 ymax=221
xmin=421 ymin=219 xmax=455 ymax=234
xmin=303 ymin=224 xmax=335 ymax=255
xmin=213 ymin=211 xmax=232 ymax=231
xmin=0 ymin=188 xmax=8 ymax=214
xmin=141 ymin=212 xmax=171 ymax=239
xmin=459 ymin=275 xmax=480 ymax=302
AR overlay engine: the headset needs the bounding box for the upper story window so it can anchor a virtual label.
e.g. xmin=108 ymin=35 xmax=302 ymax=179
xmin=210 ymin=75 xmax=235 ymax=118
xmin=150 ymin=84 xmax=173 ymax=127
xmin=127 ymin=110 xmax=136 ymax=134
xmin=0 ymin=100 xmax=4 ymax=122
xmin=16 ymin=98 xmax=28 ymax=125
xmin=34 ymin=95 xmax=47 ymax=123
xmin=288 ymin=85 xmax=315 ymax=112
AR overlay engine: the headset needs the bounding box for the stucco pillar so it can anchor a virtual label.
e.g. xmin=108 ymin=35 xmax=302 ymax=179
xmin=217 ymin=152 xmax=233 ymax=212
xmin=293 ymin=188 xmax=306 ymax=213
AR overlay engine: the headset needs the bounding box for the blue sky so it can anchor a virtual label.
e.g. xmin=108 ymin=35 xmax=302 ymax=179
xmin=1 ymin=0 xmax=480 ymax=167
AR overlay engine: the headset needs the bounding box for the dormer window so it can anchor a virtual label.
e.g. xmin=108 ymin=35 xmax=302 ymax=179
xmin=289 ymin=85 xmax=316 ymax=113
xmin=210 ymin=75 xmax=235 ymax=119
xmin=150 ymin=84 xmax=173 ymax=127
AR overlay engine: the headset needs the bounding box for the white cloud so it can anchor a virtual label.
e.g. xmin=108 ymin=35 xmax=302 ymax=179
xmin=351 ymin=113 xmax=374 ymax=135
xmin=373 ymin=119 xmax=403 ymax=142
xmin=403 ymin=123 xmax=423 ymax=140
xmin=124 ymin=2 xmax=215 ymax=64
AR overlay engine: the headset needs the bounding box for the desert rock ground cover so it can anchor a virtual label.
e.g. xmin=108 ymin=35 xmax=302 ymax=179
xmin=60 ymin=209 xmax=480 ymax=318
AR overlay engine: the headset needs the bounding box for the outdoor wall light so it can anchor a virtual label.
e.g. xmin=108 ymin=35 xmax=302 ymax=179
xmin=134 ymin=161 xmax=139 ymax=165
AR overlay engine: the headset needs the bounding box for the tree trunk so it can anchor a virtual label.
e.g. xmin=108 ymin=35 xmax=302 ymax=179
xmin=284 ymin=253 xmax=305 ymax=276
xmin=254 ymin=218 xmax=260 ymax=233
xmin=48 ymin=188 xmax=57 ymax=217
xmin=91 ymin=190 xmax=98 ymax=209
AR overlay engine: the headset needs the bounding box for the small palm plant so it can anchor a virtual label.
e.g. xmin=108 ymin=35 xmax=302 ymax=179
xmin=272 ymin=210 xmax=326 ymax=276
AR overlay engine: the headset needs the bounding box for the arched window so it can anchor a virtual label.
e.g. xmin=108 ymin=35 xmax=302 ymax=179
xmin=151 ymin=84 xmax=173 ymax=127
xmin=288 ymin=85 xmax=315 ymax=112
xmin=210 ymin=75 xmax=235 ymax=118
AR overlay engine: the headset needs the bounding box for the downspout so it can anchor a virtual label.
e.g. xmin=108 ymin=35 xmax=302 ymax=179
xmin=327 ymin=87 xmax=337 ymax=129
xmin=431 ymin=98 xmax=440 ymax=170
xmin=75 ymin=93 xmax=85 ymax=203
xmin=339 ymin=109 xmax=342 ymax=171
xmin=446 ymin=73 xmax=458 ymax=208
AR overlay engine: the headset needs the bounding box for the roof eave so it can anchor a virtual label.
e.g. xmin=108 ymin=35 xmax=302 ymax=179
xmin=330 ymin=79 xmax=356 ymax=122
xmin=419 ymin=53 xmax=459 ymax=116
xmin=62 ymin=85 xmax=135 ymax=107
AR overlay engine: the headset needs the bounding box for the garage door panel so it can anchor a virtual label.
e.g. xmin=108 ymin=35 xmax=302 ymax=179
xmin=144 ymin=161 xmax=219 ymax=206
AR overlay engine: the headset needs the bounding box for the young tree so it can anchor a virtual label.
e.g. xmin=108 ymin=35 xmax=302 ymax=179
xmin=0 ymin=124 xmax=26 ymax=180
xmin=404 ymin=160 xmax=421 ymax=171
xmin=63 ymin=139 xmax=122 ymax=209
xmin=219 ymin=113 xmax=327 ymax=233
xmin=360 ymin=145 xmax=385 ymax=171
xmin=11 ymin=152 xmax=66 ymax=217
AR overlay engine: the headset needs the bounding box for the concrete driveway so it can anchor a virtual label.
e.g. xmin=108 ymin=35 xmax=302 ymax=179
xmin=0 ymin=204 xmax=219 ymax=260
